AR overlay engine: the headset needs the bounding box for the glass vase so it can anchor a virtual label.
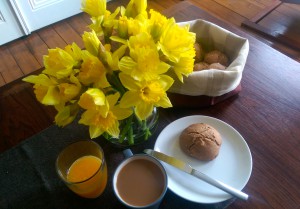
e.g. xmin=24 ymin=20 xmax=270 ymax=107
xmin=106 ymin=107 xmax=159 ymax=147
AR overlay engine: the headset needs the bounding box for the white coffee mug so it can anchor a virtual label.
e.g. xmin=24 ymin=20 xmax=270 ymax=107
xmin=113 ymin=149 xmax=168 ymax=209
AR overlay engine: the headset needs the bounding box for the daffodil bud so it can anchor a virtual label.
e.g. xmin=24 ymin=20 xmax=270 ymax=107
xmin=118 ymin=16 xmax=129 ymax=39
xmin=82 ymin=30 xmax=101 ymax=57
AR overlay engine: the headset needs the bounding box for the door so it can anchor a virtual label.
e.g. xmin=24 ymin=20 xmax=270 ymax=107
xmin=0 ymin=0 xmax=26 ymax=45
xmin=9 ymin=0 xmax=82 ymax=33
xmin=0 ymin=0 xmax=111 ymax=45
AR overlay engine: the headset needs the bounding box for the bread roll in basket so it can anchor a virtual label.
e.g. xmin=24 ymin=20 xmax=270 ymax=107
xmin=168 ymin=19 xmax=249 ymax=107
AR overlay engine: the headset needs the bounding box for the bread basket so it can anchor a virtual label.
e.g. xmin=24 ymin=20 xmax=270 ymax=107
xmin=168 ymin=19 xmax=249 ymax=107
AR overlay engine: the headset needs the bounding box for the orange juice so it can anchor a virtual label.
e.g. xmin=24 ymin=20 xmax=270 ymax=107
xmin=67 ymin=155 xmax=107 ymax=198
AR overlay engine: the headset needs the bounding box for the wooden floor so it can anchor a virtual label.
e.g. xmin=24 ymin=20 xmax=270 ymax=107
xmin=0 ymin=0 xmax=299 ymax=88
xmin=0 ymin=0 xmax=300 ymax=153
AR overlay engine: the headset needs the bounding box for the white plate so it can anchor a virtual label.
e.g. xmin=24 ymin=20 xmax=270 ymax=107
xmin=154 ymin=115 xmax=252 ymax=204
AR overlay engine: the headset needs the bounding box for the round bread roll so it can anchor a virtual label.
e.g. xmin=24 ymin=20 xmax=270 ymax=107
xmin=204 ymin=50 xmax=229 ymax=66
xmin=194 ymin=62 xmax=209 ymax=71
xmin=208 ymin=63 xmax=226 ymax=70
xmin=194 ymin=42 xmax=205 ymax=62
xmin=179 ymin=123 xmax=222 ymax=161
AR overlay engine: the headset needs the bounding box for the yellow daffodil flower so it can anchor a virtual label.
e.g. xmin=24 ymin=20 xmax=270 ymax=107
xmin=82 ymin=30 xmax=101 ymax=57
xmin=43 ymin=48 xmax=77 ymax=79
xmin=119 ymin=32 xmax=170 ymax=81
xmin=24 ymin=0 xmax=197 ymax=142
xmin=112 ymin=15 xmax=147 ymax=38
xmin=78 ymin=88 xmax=108 ymax=117
xmin=128 ymin=32 xmax=155 ymax=54
xmin=158 ymin=19 xmax=196 ymax=80
xmin=23 ymin=74 xmax=81 ymax=105
xmin=172 ymin=56 xmax=195 ymax=82
xmin=88 ymin=16 xmax=105 ymax=36
xmin=64 ymin=43 xmax=82 ymax=65
xmin=117 ymin=16 xmax=129 ymax=39
xmin=81 ymin=0 xmax=106 ymax=17
xmin=79 ymin=92 xmax=133 ymax=138
xmin=124 ymin=0 xmax=147 ymax=18
xmin=89 ymin=7 xmax=120 ymax=38
xmin=102 ymin=8 xmax=120 ymax=29
xmin=93 ymin=41 xmax=127 ymax=73
xmin=78 ymin=51 xmax=110 ymax=88
xmin=148 ymin=9 xmax=168 ymax=41
xmin=124 ymin=18 xmax=142 ymax=36
xmin=57 ymin=82 xmax=81 ymax=103
xmin=55 ymin=103 xmax=80 ymax=127
xmin=23 ymin=74 xmax=58 ymax=105
xmin=119 ymin=73 xmax=173 ymax=120
xmin=105 ymin=45 xmax=128 ymax=71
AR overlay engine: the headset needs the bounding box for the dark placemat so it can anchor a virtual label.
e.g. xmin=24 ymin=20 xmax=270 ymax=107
xmin=0 ymin=117 xmax=235 ymax=209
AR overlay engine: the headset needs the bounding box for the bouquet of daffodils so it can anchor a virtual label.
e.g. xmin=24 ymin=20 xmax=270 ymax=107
xmin=23 ymin=0 xmax=195 ymax=144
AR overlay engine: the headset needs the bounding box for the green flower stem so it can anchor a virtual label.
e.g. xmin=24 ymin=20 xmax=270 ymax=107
xmin=109 ymin=72 xmax=126 ymax=96
xmin=119 ymin=115 xmax=133 ymax=143
xmin=102 ymin=132 xmax=110 ymax=141
xmin=142 ymin=120 xmax=151 ymax=140
xmin=135 ymin=115 xmax=151 ymax=141
xmin=128 ymin=125 xmax=134 ymax=145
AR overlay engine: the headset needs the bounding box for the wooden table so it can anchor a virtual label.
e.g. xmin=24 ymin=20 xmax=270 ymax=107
xmin=164 ymin=2 xmax=300 ymax=209
xmin=1 ymin=1 xmax=300 ymax=209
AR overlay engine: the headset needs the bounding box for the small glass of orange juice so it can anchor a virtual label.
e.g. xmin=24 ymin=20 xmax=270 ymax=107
xmin=56 ymin=140 xmax=107 ymax=198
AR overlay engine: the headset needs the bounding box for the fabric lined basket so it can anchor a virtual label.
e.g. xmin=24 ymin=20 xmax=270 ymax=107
xmin=168 ymin=19 xmax=249 ymax=107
